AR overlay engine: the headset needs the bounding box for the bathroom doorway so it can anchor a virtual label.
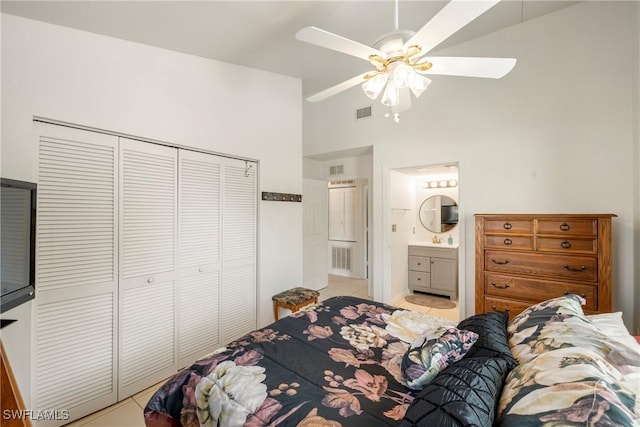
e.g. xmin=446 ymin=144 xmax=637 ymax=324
xmin=387 ymin=162 xmax=462 ymax=322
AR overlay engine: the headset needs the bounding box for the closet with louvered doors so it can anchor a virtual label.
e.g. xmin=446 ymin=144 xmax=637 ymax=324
xmin=34 ymin=124 xmax=119 ymax=422
xmin=33 ymin=122 xmax=258 ymax=425
xmin=219 ymin=157 xmax=257 ymax=344
xmin=177 ymin=149 xmax=222 ymax=368
xmin=177 ymin=150 xmax=257 ymax=361
xmin=118 ymin=138 xmax=178 ymax=398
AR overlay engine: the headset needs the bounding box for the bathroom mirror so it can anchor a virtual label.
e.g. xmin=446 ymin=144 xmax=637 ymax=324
xmin=418 ymin=195 xmax=458 ymax=233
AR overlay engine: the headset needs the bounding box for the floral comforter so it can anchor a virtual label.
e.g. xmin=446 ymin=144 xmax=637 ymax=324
xmin=497 ymin=294 xmax=640 ymax=427
xmin=144 ymin=296 xmax=453 ymax=427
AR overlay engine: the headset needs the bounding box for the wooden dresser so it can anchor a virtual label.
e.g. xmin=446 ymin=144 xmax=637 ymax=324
xmin=475 ymin=214 xmax=616 ymax=319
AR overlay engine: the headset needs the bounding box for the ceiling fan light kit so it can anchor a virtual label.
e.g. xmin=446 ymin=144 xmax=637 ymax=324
xmin=362 ymin=73 xmax=388 ymax=100
xmin=363 ymin=48 xmax=434 ymax=106
xmin=296 ymin=0 xmax=517 ymax=119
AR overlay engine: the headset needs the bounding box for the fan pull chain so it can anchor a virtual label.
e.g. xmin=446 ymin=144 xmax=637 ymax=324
xmin=394 ymin=0 xmax=399 ymax=31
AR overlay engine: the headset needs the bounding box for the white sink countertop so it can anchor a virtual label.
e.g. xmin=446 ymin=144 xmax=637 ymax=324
xmin=410 ymin=242 xmax=459 ymax=249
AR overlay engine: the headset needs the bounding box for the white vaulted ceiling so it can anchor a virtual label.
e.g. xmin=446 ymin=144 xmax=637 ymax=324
xmin=1 ymin=1 xmax=577 ymax=97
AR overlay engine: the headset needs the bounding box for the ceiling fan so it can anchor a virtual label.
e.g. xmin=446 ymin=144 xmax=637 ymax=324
xmin=296 ymin=0 xmax=516 ymax=117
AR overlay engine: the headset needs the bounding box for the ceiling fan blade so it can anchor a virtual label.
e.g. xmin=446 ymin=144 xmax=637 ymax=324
xmin=296 ymin=26 xmax=385 ymax=62
xmin=422 ymin=57 xmax=516 ymax=78
xmin=306 ymin=72 xmax=370 ymax=102
xmin=404 ymin=0 xmax=501 ymax=57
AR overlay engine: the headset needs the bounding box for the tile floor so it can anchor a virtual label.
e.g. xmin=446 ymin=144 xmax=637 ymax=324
xmin=320 ymin=274 xmax=460 ymax=322
xmin=64 ymin=274 xmax=459 ymax=426
xmin=64 ymin=381 xmax=158 ymax=427
xmin=318 ymin=274 xmax=371 ymax=301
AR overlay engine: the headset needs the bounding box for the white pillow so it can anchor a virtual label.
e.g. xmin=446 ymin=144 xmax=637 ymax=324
xmin=586 ymin=311 xmax=640 ymax=404
xmin=587 ymin=312 xmax=639 ymax=347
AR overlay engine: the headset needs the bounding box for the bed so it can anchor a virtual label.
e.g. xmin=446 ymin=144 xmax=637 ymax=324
xmin=144 ymin=295 xmax=640 ymax=427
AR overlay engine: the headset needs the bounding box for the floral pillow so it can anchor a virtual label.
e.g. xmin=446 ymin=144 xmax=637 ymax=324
xmin=500 ymin=294 xmax=640 ymax=425
xmin=401 ymin=327 xmax=478 ymax=390
xmin=508 ymin=293 xmax=586 ymax=336
xmin=497 ymin=346 xmax=640 ymax=426
xmin=507 ymin=294 xmax=591 ymax=364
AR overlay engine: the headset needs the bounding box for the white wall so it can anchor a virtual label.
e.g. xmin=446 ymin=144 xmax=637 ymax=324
xmin=1 ymin=14 xmax=302 ymax=403
xmin=389 ymin=170 xmax=415 ymax=303
xmin=634 ymin=1 xmax=640 ymax=335
xmin=303 ymin=2 xmax=639 ymax=332
xmin=304 ymin=153 xmax=373 ymax=182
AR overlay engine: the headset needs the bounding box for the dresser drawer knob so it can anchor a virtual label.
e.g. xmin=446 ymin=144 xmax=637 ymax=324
xmin=491 ymin=305 xmax=510 ymax=313
xmin=563 ymin=264 xmax=586 ymax=272
xmin=564 ymin=291 xmax=587 ymax=298
xmin=561 ymin=240 xmax=572 ymax=249
xmin=491 ymin=258 xmax=510 ymax=265
xmin=416 ymin=262 xmax=421 ymax=266
xmin=503 ymin=222 xmax=512 ymax=230
xmin=491 ymin=282 xmax=510 ymax=289
xmin=503 ymin=238 xmax=513 ymax=245
xmin=560 ymin=223 xmax=571 ymax=231
xmin=417 ymin=277 xmax=421 ymax=281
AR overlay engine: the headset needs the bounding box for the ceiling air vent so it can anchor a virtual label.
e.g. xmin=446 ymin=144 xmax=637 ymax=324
xmin=329 ymin=165 xmax=344 ymax=176
xmin=328 ymin=179 xmax=355 ymax=188
xmin=356 ymin=106 xmax=372 ymax=120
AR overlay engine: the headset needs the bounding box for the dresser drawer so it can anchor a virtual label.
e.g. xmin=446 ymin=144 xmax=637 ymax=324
xmin=537 ymin=237 xmax=597 ymax=255
xmin=537 ymin=219 xmax=597 ymax=236
xmin=409 ymin=256 xmax=430 ymax=272
xmin=484 ymin=219 xmax=533 ymax=234
xmin=484 ymin=235 xmax=534 ymax=251
xmin=484 ymin=273 xmax=597 ymax=310
xmin=409 ymin=271 xmax=430 ymax=287
xmin=485 ymin=250 xmax=598 ymax=282
xmin=484 ymin=297 xmax=531 ymax=320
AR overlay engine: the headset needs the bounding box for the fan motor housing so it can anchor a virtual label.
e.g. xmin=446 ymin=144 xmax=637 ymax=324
xmin=373 ymin=30 xmax=416 ymax=55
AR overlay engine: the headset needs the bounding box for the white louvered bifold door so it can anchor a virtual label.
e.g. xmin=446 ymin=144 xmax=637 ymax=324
xmin=177 ymin=150 xmax=222 ymax=367
xmin=328 ymin=186 xmax=357 ymax=242
xmin=220 ymin=159 xmax=257 ymax=343
xmin=328 ymin=188 xmax=344 ymax=241
xmin=118 ymin=138 xmax=178 ymax=399
xmin=342 ymin=186 xmax=357 ymax=241
xmin=34 ymin=123 xmax=118 ymax=426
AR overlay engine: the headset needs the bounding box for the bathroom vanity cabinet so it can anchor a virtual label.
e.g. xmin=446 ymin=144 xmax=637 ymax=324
xmin=408 ymin=245 xmax=458 ymax=298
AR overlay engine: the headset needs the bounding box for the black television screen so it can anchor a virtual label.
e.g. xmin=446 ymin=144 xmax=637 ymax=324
xmin=1 ymin=178 xmax=36 ymax=313
xmin=441 ymin=205 xmax=458 ymax=224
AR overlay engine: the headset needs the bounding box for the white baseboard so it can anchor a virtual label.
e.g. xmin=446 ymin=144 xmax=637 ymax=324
xmin=390 ymin=290 xmax=410 ymax=307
